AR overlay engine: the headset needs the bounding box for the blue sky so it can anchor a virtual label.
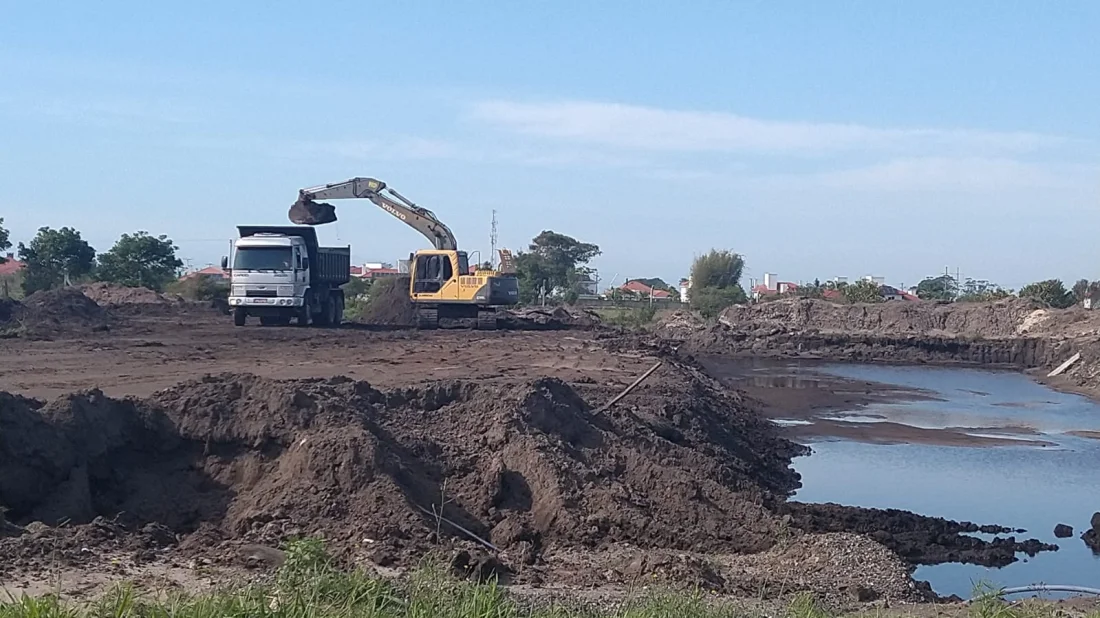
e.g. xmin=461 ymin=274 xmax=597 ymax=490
xmin=2 ymin=1 xmax=1097 ymax=290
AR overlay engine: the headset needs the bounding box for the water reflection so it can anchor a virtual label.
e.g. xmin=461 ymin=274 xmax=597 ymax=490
xmin=741 ymin=361 xmax=1100 ymax=599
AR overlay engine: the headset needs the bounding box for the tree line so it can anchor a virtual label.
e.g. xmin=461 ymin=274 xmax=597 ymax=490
xmin=4 ymin=217 xmax=1092 ymax=316
xmin=911 ymin=274 xmax=1095 ymax=309
xmin=0 ymin=219 xmax=183 ymax=296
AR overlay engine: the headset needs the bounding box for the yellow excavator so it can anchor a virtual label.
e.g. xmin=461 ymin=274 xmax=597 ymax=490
xmin=288 ymin=177 xmax=519 ymax=329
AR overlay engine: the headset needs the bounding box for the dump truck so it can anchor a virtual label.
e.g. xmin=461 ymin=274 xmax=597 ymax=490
xmin=288 ymin=177 xmax=519 ymax=329
xmin=221 ymin=225 xmax=351 ymax=327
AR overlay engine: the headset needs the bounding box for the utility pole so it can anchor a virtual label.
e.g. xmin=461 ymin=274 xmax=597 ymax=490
xmin=490 ymin=209 xmax=498 ymax=270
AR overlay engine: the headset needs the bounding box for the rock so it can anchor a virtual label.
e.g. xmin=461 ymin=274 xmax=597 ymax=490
xmin=1083 ymin=529 xmax=1100 ymax=554
xmin=1092 ymin=512 xmax=1100 ymax=531
xmin=1054 ymin=523 xmax=1074 ymax=538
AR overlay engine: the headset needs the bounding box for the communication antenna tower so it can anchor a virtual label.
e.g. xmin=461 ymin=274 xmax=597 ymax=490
xmin=490 ymin=209 xmax=498 ymax=269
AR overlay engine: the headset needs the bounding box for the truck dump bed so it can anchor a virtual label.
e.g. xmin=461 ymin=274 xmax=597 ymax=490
xmin=315 ymin=247 xmax=351 ymax=286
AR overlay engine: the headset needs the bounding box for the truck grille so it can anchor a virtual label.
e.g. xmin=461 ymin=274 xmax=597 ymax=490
xmin=246 ymin=289 xmax=277 ymax=298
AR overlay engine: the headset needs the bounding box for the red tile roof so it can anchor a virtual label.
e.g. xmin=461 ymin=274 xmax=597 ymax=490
xmin=180 ymin=266 xmax=229 ymax=280
xmin=0 ymin=257 xmax=24 ymax=276
xmin=363 ymin=267 xmax=400 ymax=278
xmin=620 ymin=281 xmax=672 ymax=298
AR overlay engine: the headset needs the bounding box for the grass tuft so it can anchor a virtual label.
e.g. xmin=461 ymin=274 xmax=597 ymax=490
xmin=3 ymin=540 xmax=1100 ymax=618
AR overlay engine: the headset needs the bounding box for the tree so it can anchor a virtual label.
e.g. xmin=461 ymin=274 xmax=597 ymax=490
xmin=915 ymin=275 xmax=958 ymax=301
xmin=795 ymin=279 xmax=826 ymax=299
xmin=18 ymin=227 xmax=96 ymax=294
xmin=842 ymin=280 xmax=884 ymax=304
xmin=0 ymin=218 xmax=10 ymax=263
xmin=344 ymin=276 xmax=373 ymax=300
xmin=1018 ymin=279 xmax=1074 ymax=309
xmin=1073 ymin=279 xmax=1091 ymax=304
xmin=96 ymin=231 xmax=184 ymax=291
xmin=689 ymin=250 xmax=747 ymax=317
xmin=957 ymin=278 xmax=1012 ymax=302
xmin=514 ymin=231 xmax=600 ymax=303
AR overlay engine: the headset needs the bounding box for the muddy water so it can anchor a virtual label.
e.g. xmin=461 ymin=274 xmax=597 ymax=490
xmin=710 ymin=359 xmax=1100 ymax=598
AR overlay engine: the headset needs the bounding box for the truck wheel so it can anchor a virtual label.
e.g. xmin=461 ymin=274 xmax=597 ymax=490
xmin=333 ymin=296 xmax=344 ymax=327
xmin=233 ymin=307 xmax=247 ymax=327
xmin=324 ymin=297 xmax=338 ymax=328
xmin=314 ymin=298 xmax=331 ymax=327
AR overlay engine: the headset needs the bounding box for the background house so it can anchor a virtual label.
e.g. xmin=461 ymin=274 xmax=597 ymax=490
xmin=752 ymin=273 xmax=798 ymax=300
xmin=0 ymin=253 xmax=25 ymax=298
xmin=179 ymin=266 xmax=229 ymax=281
xmin=619 ymin=280 xmax=673 ymax=299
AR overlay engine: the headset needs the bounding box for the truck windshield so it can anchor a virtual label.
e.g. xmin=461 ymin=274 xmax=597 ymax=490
xmin=234 ymin=247 xmax=293 ymax=271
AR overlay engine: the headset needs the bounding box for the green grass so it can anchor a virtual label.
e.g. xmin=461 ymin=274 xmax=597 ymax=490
xmin=593 ymin=306 xmax=667 ymax=329
xmin=3 ymin=541 xmax=1099 ymax=618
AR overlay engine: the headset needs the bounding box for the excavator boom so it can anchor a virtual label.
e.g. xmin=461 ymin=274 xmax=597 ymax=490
xmin=289 ymin=177 xmax=458 ymax=251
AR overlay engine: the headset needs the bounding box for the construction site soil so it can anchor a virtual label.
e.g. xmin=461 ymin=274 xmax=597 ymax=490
xmin=0 ymin=290 xmax=1069 ymax=603
xmin=656 ymin=298 xmax=1100 ymax=400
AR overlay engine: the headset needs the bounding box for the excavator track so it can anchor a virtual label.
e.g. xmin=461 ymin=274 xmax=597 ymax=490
xmin=416 ymin=306 xmax=439 ymax=330
xmin=476 ymin=309 xmax=498 ymax=330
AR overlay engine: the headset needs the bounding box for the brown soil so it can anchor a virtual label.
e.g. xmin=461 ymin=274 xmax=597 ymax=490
xmin=80 ymin=282 xmax=183 ymax=306
xmin=780 ymin=503 xmax=1055 ymax=568
xmin=658 ymin=298 xmax=1100 ymax=400
xmin=1 ymin=288 xmax=112 ymax=339
xmin=355 ymin=277 xmax=416 ymax=326
xmin=0 ymin=307 xmax=1057 ymax=600
xmin=0 ymin=366 xmax=800 ymax=586
xmin=288 ymin=198 xmax=337 ymax=225
xmin=501 ymin=306 xmax=602 ymax=330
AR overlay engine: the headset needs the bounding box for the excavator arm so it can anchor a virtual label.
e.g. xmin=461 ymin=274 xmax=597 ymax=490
xmin=289 ymin=177 xmax=458 ymax=251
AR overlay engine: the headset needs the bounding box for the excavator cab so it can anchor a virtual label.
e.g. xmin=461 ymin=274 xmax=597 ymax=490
xmin=410 ymin=251 xmax=466 ymax=294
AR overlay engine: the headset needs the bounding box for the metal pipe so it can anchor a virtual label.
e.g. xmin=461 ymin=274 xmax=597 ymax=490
xmin=968 ymin=585 xmax=1100 ymax=602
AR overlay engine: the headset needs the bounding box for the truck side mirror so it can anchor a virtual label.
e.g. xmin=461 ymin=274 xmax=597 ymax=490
xmin=220 ymin=256 xmax=228 ymax=269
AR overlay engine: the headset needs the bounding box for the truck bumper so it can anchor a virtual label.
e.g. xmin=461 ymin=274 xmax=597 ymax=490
xmin=228 ymin=297 xmax=304 ymax=308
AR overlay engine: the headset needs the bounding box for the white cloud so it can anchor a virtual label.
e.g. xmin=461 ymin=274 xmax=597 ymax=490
xmin=814 ymin=158 xmax=1098 ymax=192
xmin=470 ymin=99 xmax=1073 ymax=156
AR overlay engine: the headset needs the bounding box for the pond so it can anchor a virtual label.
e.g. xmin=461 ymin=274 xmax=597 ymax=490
xmin=716 ymin=360 xmax=1100 ymax=599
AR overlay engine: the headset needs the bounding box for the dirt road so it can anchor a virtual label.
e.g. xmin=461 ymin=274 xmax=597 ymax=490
xmin=0 ymin=311 xmax=646 ymax=400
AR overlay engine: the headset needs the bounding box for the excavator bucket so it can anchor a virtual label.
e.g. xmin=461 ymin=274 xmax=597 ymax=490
xmin=288 ymin=198 xmax=337 ymax=225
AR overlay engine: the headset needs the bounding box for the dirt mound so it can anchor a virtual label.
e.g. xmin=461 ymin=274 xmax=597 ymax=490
xmin=0 ymin=288 xmax=111 ymax=338
xmin=356 ymin=277 xmax=416 ymax=326
xmin=651 ymin=298 xmax=1078 ymax=371
xmin=0 ymin=367 xmax=801 ymax=581
xmin=501 ymin=306 xmax=602 ymax=330
xmin=781 ymin=503 xmax=1056 ymax=568
xmin=653 ymin=310 xmax=707 ymax=339
xmin=81 ymin=282 xmax=183 ymax=306
xmin=719 ymin=297 xmax=1049 ymax=339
